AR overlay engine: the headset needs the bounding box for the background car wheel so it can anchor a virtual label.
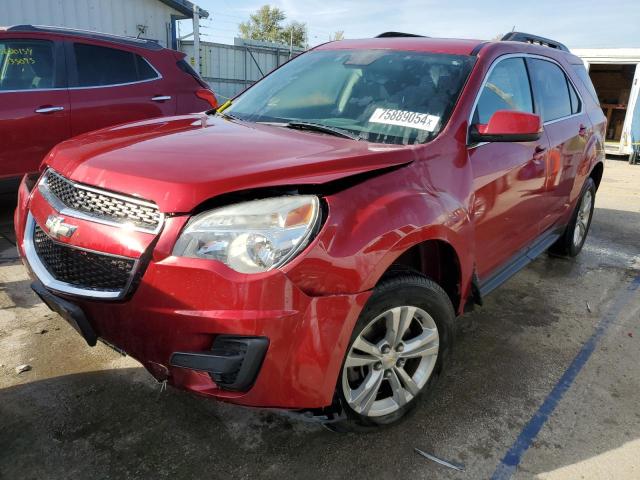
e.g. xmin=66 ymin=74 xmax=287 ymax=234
xmin=549 ymin=177 xmax=596 ymax=257
xmin=333 ymin=274 xmax=454 ymax=431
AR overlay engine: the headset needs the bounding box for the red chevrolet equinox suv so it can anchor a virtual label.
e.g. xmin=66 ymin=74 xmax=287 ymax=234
xmin=0 ymin=25 xmax=217 ymax=186
xmin=15 ymin=32 xmax=605 ymax=430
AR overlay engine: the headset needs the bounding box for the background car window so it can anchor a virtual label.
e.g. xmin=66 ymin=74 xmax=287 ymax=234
xmin=0 ymin=40 xmax=55 ymax=91
xmin=136 ymin=55 xmax=158 ymax=81
xmin=528 ymin=59 xmax=572 ymax=122
xmin=473 ymin=57 xmax=533 ymax=125
xmin=74 ymin=43 xmax=158 ymax=87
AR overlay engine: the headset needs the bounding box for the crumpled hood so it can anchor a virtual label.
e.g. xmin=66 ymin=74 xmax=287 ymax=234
xmin=45 ymin=114 xmax=418 ymax=213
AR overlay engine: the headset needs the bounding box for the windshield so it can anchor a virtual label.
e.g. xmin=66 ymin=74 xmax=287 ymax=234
xmin=225 ymin=49 xmax=474 ymax=145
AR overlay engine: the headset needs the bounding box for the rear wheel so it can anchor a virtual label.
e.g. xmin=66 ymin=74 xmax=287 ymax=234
xmin=549 ymin=177 xmax=596 ymax=257
xmin=333 ymin=274 xmax=454 ymax=431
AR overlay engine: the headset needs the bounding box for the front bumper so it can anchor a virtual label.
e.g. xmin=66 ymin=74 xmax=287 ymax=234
xmin=14 ymin=177 xmax=370 ymax=409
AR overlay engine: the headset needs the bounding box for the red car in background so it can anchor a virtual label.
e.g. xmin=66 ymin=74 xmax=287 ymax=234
xmin=0 ymin=25 xmax=217 ymax=187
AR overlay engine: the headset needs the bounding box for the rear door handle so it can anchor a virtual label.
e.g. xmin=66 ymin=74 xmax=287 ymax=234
xmin=35 ymin=106 xmax=64 ymax=114
xmin=533 ymin=145 xmax=547 ymax=163
xmin=151 ymin=95 xmax=172 ymax=102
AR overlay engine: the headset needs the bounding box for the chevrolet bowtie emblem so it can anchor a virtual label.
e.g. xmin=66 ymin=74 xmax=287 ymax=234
xmin=45 ymin=215 xmax=77 ymax=239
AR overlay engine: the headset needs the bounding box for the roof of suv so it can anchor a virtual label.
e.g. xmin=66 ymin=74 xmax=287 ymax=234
xmin=1 ymin=25 xmax=165 ymax=51
xmin=318 ymin=31 xmax=575 ymax=60
xmin=317 ymin=37 xmax=486 ymax=56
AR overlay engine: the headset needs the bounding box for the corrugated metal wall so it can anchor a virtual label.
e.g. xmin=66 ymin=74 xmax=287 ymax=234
xmin=0 ymin=0 xmax=180 ymax=47
xmin=181 ymin=40 xmax=303 ymax=101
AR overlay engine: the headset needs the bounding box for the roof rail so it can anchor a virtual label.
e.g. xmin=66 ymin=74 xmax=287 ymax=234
xmin=501 ymin=32 xmax=569 ymax=52
xmin=376 ymin=32 xmax=426 ymax=38
xmin=5 ymin=25 xmax=164 ymax=51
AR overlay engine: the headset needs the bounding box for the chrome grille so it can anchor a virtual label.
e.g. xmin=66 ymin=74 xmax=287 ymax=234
xmin=40 ymin=169 xmax=162 ymax=232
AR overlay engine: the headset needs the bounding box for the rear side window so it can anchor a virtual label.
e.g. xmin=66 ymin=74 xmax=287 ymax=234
xmin=176 ymin=59 xmax=209 ymax=89
xmin=473 ymin=57 xmax=533 ymax=124
xmin=73 ymin=43 xmax=158 ymax=87
xmin=136 ymin=55 xmax=158 ymax=81
xmin=572 ymin=64 xmax=599 ymax=104
xmin=528 ymin=59 xmax=574 ymax=122
xmin=567 ymin=79 xmax=581 ymax=114
xmin=0 ymin=39 xmax=55 ymax=91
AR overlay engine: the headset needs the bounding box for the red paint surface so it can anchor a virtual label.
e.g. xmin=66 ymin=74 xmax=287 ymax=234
xmin=15 ymin=39 xmax=606 ymax=409
xmin=0 ymin=29 xmax=215 ymax=179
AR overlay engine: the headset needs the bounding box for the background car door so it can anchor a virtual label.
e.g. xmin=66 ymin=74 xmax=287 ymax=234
xmin=66 ymin=41 xmax=177 ymax=136
xmin=0 ymin=37 xmax=70 ymax=178
xmin=527 ymin=58 xmax=592 ymax=233
xmin=468 ymin=56 xmax=549 ymax=279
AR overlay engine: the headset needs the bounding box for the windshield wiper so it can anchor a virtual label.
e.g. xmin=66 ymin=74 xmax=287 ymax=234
xmin=286 ymin=121 xmax=360 ymax=141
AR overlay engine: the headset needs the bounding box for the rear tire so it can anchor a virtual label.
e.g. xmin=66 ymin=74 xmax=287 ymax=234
xmin=332 ymin=274 xmax=454 ymax=432
xmin=549 ymin=177 xmax=596 ymax=257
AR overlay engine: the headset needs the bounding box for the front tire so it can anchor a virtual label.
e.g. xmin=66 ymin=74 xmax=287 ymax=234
xmin=549 ymin=177 xmax=596 ymax=257
xmin=333 ymin=274 xmax=454 ymax=431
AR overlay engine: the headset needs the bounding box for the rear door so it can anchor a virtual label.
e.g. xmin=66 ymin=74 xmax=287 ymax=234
xmin=0 ymin=37 xmax=70 ymax=178
xmin=469 ymin=56 xmax=549 ymax=278
xmin=527 ymin=57 xmax=591 ymax=233
xmin=66 ymin=41 xmax=177 ymax=136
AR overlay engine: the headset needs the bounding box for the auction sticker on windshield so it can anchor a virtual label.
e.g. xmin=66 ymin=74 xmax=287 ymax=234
xmin=369 ymin=108 xmax=440 ymax=132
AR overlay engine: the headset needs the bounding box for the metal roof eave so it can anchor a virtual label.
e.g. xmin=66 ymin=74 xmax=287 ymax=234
xmin=158 ymin=0 xmax=209 ymax=19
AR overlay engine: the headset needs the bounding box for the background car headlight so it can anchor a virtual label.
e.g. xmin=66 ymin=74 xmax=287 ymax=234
xmin=172 ymin=196 xmax=321 ymax=273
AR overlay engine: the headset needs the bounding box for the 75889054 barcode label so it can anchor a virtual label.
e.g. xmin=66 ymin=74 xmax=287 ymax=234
xmin=369 ymin=108 xmax=440 ymax=132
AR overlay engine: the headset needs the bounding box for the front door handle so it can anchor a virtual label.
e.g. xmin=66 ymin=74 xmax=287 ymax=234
xmin=151 ymin=95 xmax=172 ymax=102
xmin=35 ymin=106 xmax=64 ymax=114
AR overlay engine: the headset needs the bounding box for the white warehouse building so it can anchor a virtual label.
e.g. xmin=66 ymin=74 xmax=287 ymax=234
xmin=0 ymin=0 xmax=208 ymax=49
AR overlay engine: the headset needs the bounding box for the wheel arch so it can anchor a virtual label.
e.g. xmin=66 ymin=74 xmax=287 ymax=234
xmin=359 ymin=221 xmax=473 ymax=315
xmin=589 ymin=161 xmax=604 ymax=191
xmin=381 ymin=238 xmax=463 ymax=312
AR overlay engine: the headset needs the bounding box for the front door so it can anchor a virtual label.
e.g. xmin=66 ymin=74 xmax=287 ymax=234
xmin=0 ymin=38 xmax=70 ymax=178
xmin=468 ymin=56 xmax=549 ymax=278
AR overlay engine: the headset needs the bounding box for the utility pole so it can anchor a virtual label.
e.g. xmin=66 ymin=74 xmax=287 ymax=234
xmin=289 ymin=28 xmax=293 ymax=58
xmin=192 ymin=3 xmax=200 ymax=74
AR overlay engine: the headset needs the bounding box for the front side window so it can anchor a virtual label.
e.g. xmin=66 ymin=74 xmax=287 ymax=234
xmin=0 ymin=40 xmax=55 ymax=91
xmin=528 ymin=59 xmax=573 ymax=122
xmin=225 ymin=49 xmax=474 ymax=145
xmin=73 ymin=43 xmax=158 ymax=87
xmin=473 ymin=57 xmax=533 ymax=125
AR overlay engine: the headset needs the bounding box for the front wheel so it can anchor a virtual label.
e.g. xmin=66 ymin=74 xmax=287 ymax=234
xmin=333 ymin=274 xmax=454 ymax=431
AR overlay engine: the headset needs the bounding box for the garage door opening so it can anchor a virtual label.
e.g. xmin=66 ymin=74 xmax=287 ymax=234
xmin=588 ymin=64 xmax=635 ymax=154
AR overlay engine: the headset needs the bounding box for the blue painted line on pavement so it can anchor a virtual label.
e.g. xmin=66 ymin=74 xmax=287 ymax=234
xmin=491 ymin=273 xmax=640 ymax=480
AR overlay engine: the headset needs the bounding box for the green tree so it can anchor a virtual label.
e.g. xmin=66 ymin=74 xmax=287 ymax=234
xmin=330 ymin=31 xmax=344 ymax=41
xmin=238 ymin=5 xmax=307 ymax=48
xmin=281 ymin=21 xmax=307 ymax=48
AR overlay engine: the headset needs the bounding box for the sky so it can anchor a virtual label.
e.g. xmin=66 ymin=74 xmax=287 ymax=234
xmin=181 ymin=0 xmax=640 ymax=50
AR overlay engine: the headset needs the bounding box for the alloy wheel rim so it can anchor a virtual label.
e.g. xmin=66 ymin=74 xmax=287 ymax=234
xmin=573 ymin=190 xmax=593 ymax=247
xmin=341 ymin=306 xmax=439 ymax=417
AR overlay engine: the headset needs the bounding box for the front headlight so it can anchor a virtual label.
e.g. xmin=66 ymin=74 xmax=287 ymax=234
xmin=172 ymin=196 xmax=321 ymax=273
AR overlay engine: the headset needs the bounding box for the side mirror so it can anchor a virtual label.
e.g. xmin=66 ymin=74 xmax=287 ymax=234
xmin=469 ymin=110 xmax=542 ymax=143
